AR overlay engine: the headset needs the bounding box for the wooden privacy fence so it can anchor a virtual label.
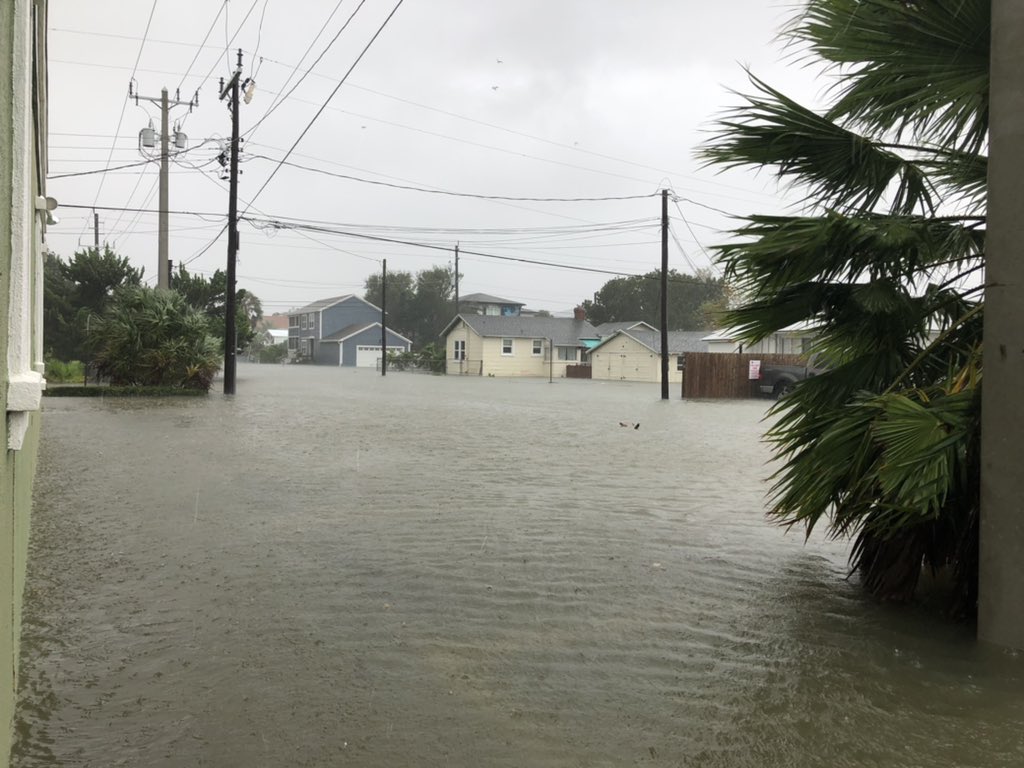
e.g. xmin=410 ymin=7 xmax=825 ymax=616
xmin=565 ymin=364 xmax=592 ymax=379
xmin=681 ymin=352 xmax=806 ymax=399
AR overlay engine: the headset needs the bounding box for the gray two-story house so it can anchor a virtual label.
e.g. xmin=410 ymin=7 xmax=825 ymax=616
xmin=288 ymin=295 xmax=412 ymax=366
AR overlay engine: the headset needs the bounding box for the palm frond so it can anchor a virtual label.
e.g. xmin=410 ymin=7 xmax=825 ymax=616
xmin=792 ymin=0 xmax=990 ymax=153
xmin=700 ymin=74 xmax=935 ymax=215
xmin=716 ymin=213 xmax=984 ymax=294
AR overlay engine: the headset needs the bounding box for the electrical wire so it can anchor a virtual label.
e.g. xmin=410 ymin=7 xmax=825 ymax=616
xmin=245 ymin=153 xmax=659 ymax=202
xmin=175 ymin=1 xmax=228 ymax=93
xmin=245 ymin=216 xmax=724 ymax=286
xmin=88 ymin=0 xmax=159 ymax=239
xmin=47 ymin=142 xmax=215 ymax=179
xmin=242 ymin=0 xmax=369 ymax=142
xmin=672 ymin=198 xmax=722 ymax=275
xmin=242 ymin=0 xmax=406 ymax=215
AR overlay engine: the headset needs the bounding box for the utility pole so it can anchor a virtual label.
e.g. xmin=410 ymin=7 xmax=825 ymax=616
xmin=130 ymin=84 xmax=197 ymax=289
xmin=454 ymin=242 xmax=460 ymax=315
xmin=381 ymin=259 xmax=387 ymax=377
xmin=220 ymin=50 xmax=242 ymax=395
xmin=93 ymin=210 xmax=100 ymax=250
xmin=660 ymin=189 xmax=669 ymax=400
xmin=979 ymin=0 xmax=1024 ymax=650
xmin=159 ymin=88 xmax=170 ymax=286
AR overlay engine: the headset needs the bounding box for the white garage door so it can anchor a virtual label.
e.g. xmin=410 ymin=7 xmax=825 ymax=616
xmin=355 ymin=345 xmax=382 ymax=367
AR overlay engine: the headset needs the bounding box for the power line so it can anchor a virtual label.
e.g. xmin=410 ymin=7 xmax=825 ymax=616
xmin=242 ymin=0 xmax=358 ymax=142
xmin=88 ymin=0 xmax=159 ymax=238
xmin=247 ymin=216 xmax=724 ymax=286
xmin=50 ymin=26 xmax=225 ymax=50
xmin=60 ymin=202 xmax=657 ymax=236
xmin=242 ymin=0 xmax=406 ymax=214
xmin=246 ymin=154 xmax=659 ymax=202
xmin=47 ymin=142 xmax=215 ymax=179
xmin=175 ymin=1 xmax=228 ymax=93
xmin=671 ymin=199 xmax=721 ymax=276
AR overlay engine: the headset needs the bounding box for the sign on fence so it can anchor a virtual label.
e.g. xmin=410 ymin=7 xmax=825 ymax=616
xmin=748 ymin=360 xmax=761 ymax=380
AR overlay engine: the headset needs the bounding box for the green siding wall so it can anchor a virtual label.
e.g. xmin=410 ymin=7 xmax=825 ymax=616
xmin=0 ymin=0 xmax=43 ymax=764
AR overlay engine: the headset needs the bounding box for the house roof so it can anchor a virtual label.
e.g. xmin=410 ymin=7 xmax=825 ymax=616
xmin=459 ymin=292 xmax=525 ymax=307
xmin=442 ymin=314 xmax=598 ymax=346
xmin=292 ymin=294 xmax=382 ymax=315
xmin=701 ymin=320 xmax=819 ymax=343
xmin=593 ymin=321 xmax=657 ymax=336
xmin=589 ymin=329 xmax=710 ymax=356
xmin=321 ymin=321 xmax=413 ymax=345
xmin=265 ymin=329 xmax=289 ymax=342
xmin=260 ymin=314 xmax=290 ymax=330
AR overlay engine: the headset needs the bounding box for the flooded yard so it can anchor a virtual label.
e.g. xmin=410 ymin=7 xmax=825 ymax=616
xmin=13 ymin=365 xmax=1024 ymax=766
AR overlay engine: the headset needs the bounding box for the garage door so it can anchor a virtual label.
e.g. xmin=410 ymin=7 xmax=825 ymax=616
xmin=355 ymin=345 xmax=382 ymax=367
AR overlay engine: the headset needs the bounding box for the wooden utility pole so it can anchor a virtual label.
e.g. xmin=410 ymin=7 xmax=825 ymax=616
xmin=979 ymin=0 xmax=1024 ymax=649
xmin=159 ymin=87 xmax=170 ymax=286
xmin=660 ymin=189 xmax=669 ymax=400
xmin=93 ymin=210 xmax=99 ymax=250
xmin=381 ymin=259 xmax=387 ymax=376
xmin=220 ymin=50 xmax=242 ymax=395
xmin=454 ymin=242 xmax=460 ymax=315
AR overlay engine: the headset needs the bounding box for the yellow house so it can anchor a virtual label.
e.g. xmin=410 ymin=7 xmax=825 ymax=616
xmin=443 ymin=313 xmax=597 ymax=378
xmin=589 ymin=330 xmax=709 ymax=384
xmin=1 ymin=0 xmax=49 ymax=760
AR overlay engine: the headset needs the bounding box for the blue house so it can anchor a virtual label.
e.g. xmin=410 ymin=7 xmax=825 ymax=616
xmin=288 ymin=295 xmax=412 ymax=366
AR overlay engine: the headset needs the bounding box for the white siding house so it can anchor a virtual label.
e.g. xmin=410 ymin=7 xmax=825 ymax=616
xmin=589 ymin=330 xmax=709 ymax=383
xmin=701 ymin=322 xmax=819 ymax=354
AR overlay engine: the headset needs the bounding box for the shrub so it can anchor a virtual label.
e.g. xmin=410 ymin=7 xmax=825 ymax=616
xmin=44 ymin=358 xmax=86 ymax=384
xmin=88 ymin=287 xmax=221 ymax=391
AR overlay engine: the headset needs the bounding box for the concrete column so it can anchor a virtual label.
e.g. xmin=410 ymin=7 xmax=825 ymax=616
xmin=978 ymin=0 xmax=1024 ymax=649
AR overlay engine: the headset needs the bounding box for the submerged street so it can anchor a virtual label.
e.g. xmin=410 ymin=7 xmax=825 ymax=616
xmin=13 ymin=366 xmax=1024 ymax=767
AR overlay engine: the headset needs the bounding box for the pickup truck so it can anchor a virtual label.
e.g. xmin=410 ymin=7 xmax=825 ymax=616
xmin=757 ymin=360 xmax=823 ymax=398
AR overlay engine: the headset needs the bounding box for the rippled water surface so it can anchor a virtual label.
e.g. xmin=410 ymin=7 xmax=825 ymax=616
xmin=14 ymin=365 xmax=1024 ymax=766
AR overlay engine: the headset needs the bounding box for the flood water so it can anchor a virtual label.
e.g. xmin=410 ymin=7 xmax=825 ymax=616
xmin=13 ymin=365 xmax=1024 ymax=767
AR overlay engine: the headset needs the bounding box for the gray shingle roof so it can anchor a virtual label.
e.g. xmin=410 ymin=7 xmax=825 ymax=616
xmin=448 ymin=314 xmax=597 ymax=346
xmin=593 ymin=321 xmax=656 ymax=336
xmin=321 ymin=322 xmax=412 ymax=344
xmin=321 ymin=322 xmax=375 ymax=341
xmin=459 ymin=292 xmax=524 ymax=307
xmin=292 ymin=294 xmax=356 ymax=314
xmin=592 ymin=329 xmax=710 ymax=355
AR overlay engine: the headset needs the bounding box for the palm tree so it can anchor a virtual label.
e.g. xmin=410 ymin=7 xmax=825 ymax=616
xmin=700 ymin=0 xmax=989 ymax=615
xmin=89 ymin=287 xmax=222 ymax=390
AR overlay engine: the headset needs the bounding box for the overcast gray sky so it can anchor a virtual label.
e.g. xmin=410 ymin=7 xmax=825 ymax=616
xmin=47 ymin=0 xmax=821 ymax=315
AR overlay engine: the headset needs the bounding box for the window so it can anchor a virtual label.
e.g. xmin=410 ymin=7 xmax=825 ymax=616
xmin=532 ymin=339 xmax=543 ymax=356
xmin=300 ymin=314 xmax=308 ymax=330
xmin=676 ymin=355 xmax=685 ymax=372
xmin=501 ymin=338 xmax=513 ymax=355
xmin=308 ymin=313 xmax=316 ymax=328
xmin=485 ymin=305 xmax=500 ymax=316
xmin=289 ymin=315 xmax=299 ymax=328
xmin=557 ymin=346 xmax=577 ymax=361
xmin=288 ymin=337 xmax=298 ymax=350
xmin=453 ymin=340 xmax=466 ymax=360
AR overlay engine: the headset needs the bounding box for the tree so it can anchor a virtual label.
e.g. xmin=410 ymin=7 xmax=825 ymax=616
xmin=363 ymin=264 xmax=456 ymax=349
xmin=88 ymin=286 xmax=221 ymax=390
xmin=364 ymin=269 xmax=415 ymax=339
xmin=43 ymin=246 xmax=144 ymax=361
xmin=409 ymin=265 xmax=456 ymax=347
xmin=701 ymin=0 xmax=988 ymax=614
xmin=581 ymin=269 xmax=727 ymax=329
xmin=172 ymin=265 xmax=261 ymax=351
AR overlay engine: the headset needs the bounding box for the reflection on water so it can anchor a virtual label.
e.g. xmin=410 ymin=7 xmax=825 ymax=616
xmin=13 ymin=365 xmax=1024 ymax=767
